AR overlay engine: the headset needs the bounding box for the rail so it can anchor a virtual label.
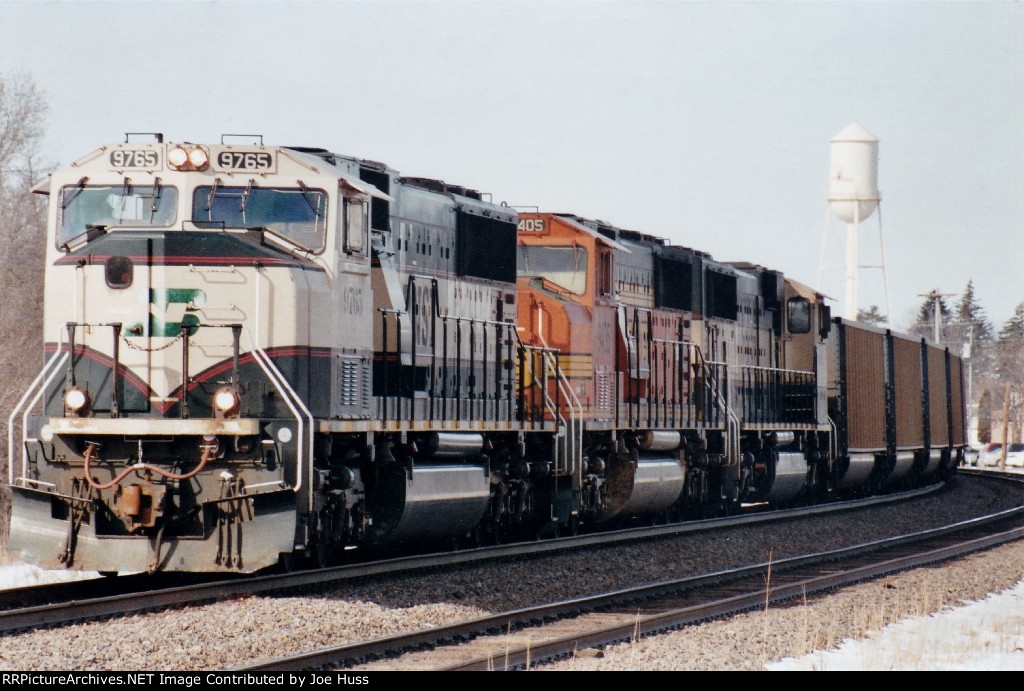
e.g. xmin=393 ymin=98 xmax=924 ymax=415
xmin=0 ymin=480 xmax=950 ymax=640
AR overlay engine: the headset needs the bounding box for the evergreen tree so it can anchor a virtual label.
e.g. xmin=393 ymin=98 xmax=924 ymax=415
xmin=994 ymin=302 xmax=1024 ymax=382
xmin=856 ymin=305 xmax=887 ymax=326
xmin=955 ymin=280 xmax=994 ymax=345
xmin=949 ymin=280 xmax=995 ymax=379
xmin=998 ymin=302 xmax=1024 ymax=341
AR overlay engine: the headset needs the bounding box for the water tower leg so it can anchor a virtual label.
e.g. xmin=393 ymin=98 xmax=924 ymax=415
xmin=844 ymin=215 xmax=859 ymax=320
xmin=876 ymin=204 xmax=892 ymax=328
xmin=817 ymin=204 xmax=832 ymax=292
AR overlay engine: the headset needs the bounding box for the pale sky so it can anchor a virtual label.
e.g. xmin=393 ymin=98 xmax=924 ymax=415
xmin=3 ymin=0 xmax=1022 ymax=329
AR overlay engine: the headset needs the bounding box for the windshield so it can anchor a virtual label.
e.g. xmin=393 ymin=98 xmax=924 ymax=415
xmin=58 ymin=183 xmax=178 ymax=247
xmin=192 ymin=184 xmax=327 ymax=252
xmin=517 ymin=244 xmax=588 ymax=295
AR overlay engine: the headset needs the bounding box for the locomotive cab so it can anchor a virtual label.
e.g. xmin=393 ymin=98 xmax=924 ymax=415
xmin=9 ymin=138 xmax=386 ymax=572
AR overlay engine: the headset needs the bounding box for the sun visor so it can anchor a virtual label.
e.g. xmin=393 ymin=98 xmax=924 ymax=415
xmin=31 ymin=175 xmax=52 ymax=196
xmin=556 ymin=215 xmax=631 ymax=253
xmin=339 ymin=172 xmax=392 ymax=202
xmin=787 ymin=277 xmax=830 ymax=302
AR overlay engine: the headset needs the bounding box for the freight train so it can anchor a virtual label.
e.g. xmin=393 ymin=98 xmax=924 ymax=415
xmin=5 ymin=137 xmax=966 ymax=573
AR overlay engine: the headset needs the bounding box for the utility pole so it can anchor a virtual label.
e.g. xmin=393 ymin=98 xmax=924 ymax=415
xmin=918 ymin=290 xmax=955 ymax=343
xmin=1002 ymin=382 xmax=1011 ymax=470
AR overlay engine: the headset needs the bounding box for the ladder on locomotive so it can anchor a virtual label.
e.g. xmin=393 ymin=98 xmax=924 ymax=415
xmin=517 ymin=334 xmax=582 ymax=479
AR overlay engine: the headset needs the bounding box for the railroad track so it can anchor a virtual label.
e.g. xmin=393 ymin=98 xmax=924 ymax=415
xmin=241 ymin=504 xmax=1024 ymax=671
xmin=0 ymin=482 xmax=946 ymax=634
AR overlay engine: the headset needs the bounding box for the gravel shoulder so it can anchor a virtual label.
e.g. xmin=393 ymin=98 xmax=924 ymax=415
xmin=545 ymin=539 xmax=1024 ymax=671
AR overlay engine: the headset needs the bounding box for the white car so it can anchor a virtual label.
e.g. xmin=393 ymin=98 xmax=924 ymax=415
xmin=978 ymin=443 xmax=1004 ymax=467
xmin=1005 ymin=444 xmax=1024 ymax=468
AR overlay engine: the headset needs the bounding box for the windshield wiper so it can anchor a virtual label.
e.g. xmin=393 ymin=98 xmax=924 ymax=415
xmin=239 ymin=178 xmax=254 ymax=215
xmin=150 ymin=177 xmax=163 ymax=217
xmin=59 ymin=224 xmax=107 ymax=252
xmin=297 ymin=180 xmax=322 ymax=217
xmin=205 ymin=177 xmax=221 ymax=213
xmin=61 ymin=176 xmax=89 ymax=209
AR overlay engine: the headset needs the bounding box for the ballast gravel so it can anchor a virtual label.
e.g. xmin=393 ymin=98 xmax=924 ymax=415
xmin=0 ymin=474 xmax=1020 ymax=671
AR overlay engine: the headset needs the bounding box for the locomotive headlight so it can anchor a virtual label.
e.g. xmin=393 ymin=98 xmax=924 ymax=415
xmin=187 ymin=146 xmax=209 ymax=169
xmin=168 ymin=145 xmax=210 ymax=171
xmin=168 ymin=146 xmax=189 ymax=168
xmin=213 ymin=386 xmax=241 ymax=416
xmin=64 ymin=388 xmax=90 ymax=414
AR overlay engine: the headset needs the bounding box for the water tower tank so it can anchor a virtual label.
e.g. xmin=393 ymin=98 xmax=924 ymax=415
xmin=828 ymin=121 xmax=879 ymax=223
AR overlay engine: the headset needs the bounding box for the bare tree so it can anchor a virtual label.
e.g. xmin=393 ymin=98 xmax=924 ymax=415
xmin=0 ymin=72 xmax=49 ymax=545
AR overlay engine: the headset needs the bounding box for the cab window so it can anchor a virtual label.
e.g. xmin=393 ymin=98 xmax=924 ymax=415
xmin=517 ymin=244 xmax=588 ymax=295
xmin=58 ymin=183 xmax=177 ymax=248
xmin=787 ymin=297 xmax=811 ymax=334
xmin=192 ymin=184 xmax=327 ymax=252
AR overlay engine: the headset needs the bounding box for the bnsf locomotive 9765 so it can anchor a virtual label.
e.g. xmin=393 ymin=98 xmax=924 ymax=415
xmin=6 ymin=137 xmax=966 ymax=573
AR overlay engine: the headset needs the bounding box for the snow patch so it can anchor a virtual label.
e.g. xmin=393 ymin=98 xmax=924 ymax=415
xmin=768 ymin=580 xmax=1024 ymax=671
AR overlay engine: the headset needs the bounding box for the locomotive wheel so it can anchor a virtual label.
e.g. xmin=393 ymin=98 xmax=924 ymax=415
xmin=276 ymin=552 xmax=295 ymax=574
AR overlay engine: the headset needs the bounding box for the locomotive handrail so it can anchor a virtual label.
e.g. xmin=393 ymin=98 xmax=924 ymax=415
xmin=738 ymin=363 xmax=817 ymax=425
xmin=252 ymin=266 xmax=313 ymax=509
xmin=8 ymin=342 xmax=68 ymax=484
xmin=692 ymin=344 xmax=722 ymax=428
xmin=701 ymin=355 xmax=739 ymax=463
xmin=511 ymin=336 xmax=552 ymax=429
xmin=16 ymin=356 xmax=71 ymax=487
xmin=380 ymin=282 xmax=520 ymax=425
xmin=738 ymin=363 xmax=816 ymax=376
xmin=827 ymin=415 xmax=839 ymax=462
xmin=535 ymin=332 xmax=583 ymax=477
xmin=242 ymin=326 xmax=313 ymax=510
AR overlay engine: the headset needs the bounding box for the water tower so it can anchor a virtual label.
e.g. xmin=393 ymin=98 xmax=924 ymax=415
xmin=817 ymin=122 xmax=891 ymax=322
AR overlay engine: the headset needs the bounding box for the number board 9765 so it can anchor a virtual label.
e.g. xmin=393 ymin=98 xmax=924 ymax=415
xmin=212 ymin=150 xmax=276 ymax=173
xmin=109 ymin=149 xmax=161 ymax=170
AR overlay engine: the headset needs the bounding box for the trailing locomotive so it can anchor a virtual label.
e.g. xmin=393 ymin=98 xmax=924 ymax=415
xmin=6 ymin=137 xmax=966 ymax=574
